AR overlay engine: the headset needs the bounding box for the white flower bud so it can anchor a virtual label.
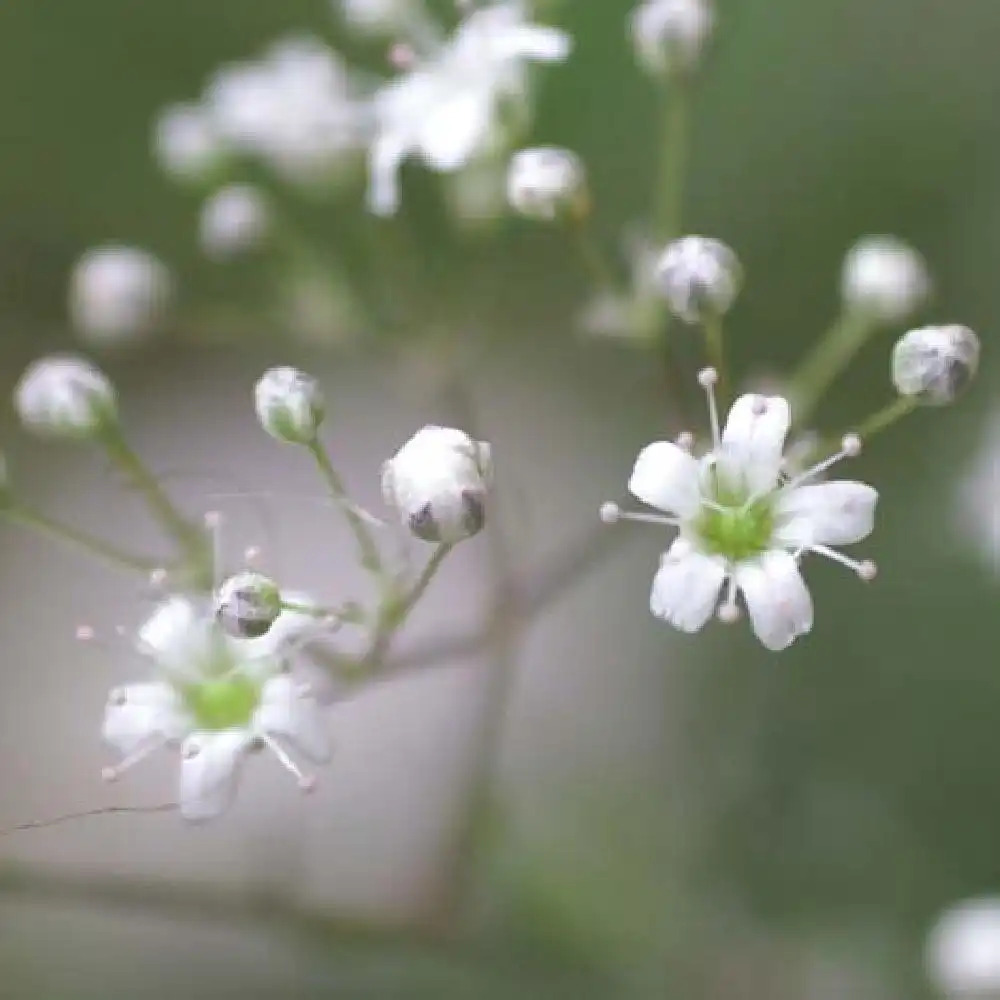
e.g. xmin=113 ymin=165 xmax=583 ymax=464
xmin=630 ymin=0 xmax=714 ymax=78
xmin=841 ymin=236 xmax=930 ymax=324
xmin=215 ymin=571 xmax=283 ymax=638
xmin=199 ymin=184 xmax=270 ymax=260
xmin=927 ymin=899 xmax=1000 ymax=998
xmin=254 ymin=367 xmax=325 ymax=444
xmin=892 ymin=324 xmax=979 ymax=405
xmin=382 ymin=425 xmax=492 ymax=543
xmin=506 ymin=147 xmax=588 ymax=221
xmin=655 ymin=235 xmax=742 ymax=323
xmin=69 ymin=246 xmax=173 ymax=345
xmin=153 ymin=103 xmax=224 ymax=183
xmin=14 ymin=355 xmax=117 ymax=438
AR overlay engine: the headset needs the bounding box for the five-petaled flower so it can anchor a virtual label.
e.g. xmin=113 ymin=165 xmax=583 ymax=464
xmin=603 ymin=369 xmax=878 ymax=651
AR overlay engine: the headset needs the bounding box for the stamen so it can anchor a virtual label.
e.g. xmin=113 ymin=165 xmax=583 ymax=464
xmin=783 ymin=434 xmax=861 ymax=492
xmin=102 ymin=738 xmax=165 ymax=781
xmin=599 ymin=502 xmax=622 ymax=524
xmin=204 ymin=510 xmax=223 ymax=591
xmin=717 ymin=576 xmax=740 ymax=623
xmin=810 ymin=544 xmax=877 ymax=580
xmin=243 ymin=545 xmax=262 ymax=567
xmin=698 ymin=367 xmax=721 ymax=449
xmin=259 ymin=734 xmax=316 ymax=792
xmin=675 ymin=431 xmax=695 ymax=452
xmin=606 ymin=508 xmax=680 ymax=527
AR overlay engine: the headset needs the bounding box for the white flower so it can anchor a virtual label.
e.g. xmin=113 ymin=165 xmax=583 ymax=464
xmin=382 ymin=425 xmax=492 ymax=542
xmin=954 ymin=407 xmax=1000 ymax=577
xmin=254 ymin=367 xmax=325 ymax=444
xmin=153 ymin=103 xmax=224 ymax=182
xmin=367 ymin=1 xmax=570 ymax=215
xmin=604 ymin=369 xmax=878 ymax=651
xmin=199 ymin=184 xmax=270 ymax=260
xmin=338 ymin=0 xmax=432 ymax=37
xmin=655 ymin=236 xmax=742 ymax=323
xmin=102 ymin=596 xmax=333 ymax=822
xmin=630 ymin=0 xmax=715 ymax=78
xmin=69 ymin=246 xmax=173 ymax=345
xmin=927 ymin=898 xmax=1000 ymax=998
xmin=215 ymin=572 xmax=283 ymax=638
xmin=892 ymin=324 xmax=979 ymax=406
xmin=506 ymin=146 xmax=588 ymax=221
xmin=14 ymin=354 xmax=117 ymax=439
xmin=841 ymin=236 xmax=930 ymax=324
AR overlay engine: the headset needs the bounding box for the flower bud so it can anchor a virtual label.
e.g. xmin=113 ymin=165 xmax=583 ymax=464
xmin=153 ymin=103 xmax=224 ymax=183
xmin=927 ymin=899 xmax=1000 ymax=998
xmin=69 ymin=245 xmax=173 ymax=345
xmin=14 ymin=355 xmax=117 ymax=439
xmin=215 ymin=572 xmax=283 ymax=638
xmin=630 ymin=0 xmax=714 ymax=78
xmin=254 ymin=367 xmax=325 ymax=444
xmin=655 ymin=236 xmax=741 ymax=323
xmin=506 ymin=147 xmax=588 ymax=222
xmin=892 ymin=324 xmax=979 ymax=405
xmin=841 ymin=236 xmax=930 ymax=324
xmin=199 ymin=184 xmax=270 ymax=260
xmin=382 ymin=426 xmax=492 ymax=543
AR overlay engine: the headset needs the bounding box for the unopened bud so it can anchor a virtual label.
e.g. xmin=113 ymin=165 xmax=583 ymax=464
xmin=630 ymin=0 xmax=715 ymax=78
xmin=153 ymin=103 xmax=224 ymax=183
xmin=199 ymin=184 xmax=270 ymax=260
xmin=14 ymin=355 xmax=117 ymax=439
xmin=892 ymin=324 xmax=979 ymax=405
xmin=254 ymin=367 xmax=325 ymax=444
xmin=655 ymin=236 xmax=741 ymax=323
xmin=841 ymin=236 xmax=930 ymax=324
xmin=506 ymin=147 xmax=588 ymax=222
xmin=927 ymin=899 xmax=1000 ymax=998
xmin=215 ymin=572 xmax=283 ymax=638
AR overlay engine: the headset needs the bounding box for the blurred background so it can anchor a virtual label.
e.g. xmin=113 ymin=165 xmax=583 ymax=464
xmin=1 ymin=0 xmax=999 ymax=996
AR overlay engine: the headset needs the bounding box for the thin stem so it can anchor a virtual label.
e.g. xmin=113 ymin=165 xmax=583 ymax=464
xmin=788 ymin=312 xmax=876 ymax=425
xmin=569 ymin=217 xmax=618 ymax=294
xmin=3 ymin=504 xmax=158 ymax=574
xmin=0 ymin=803 xmax=176 ymax=838
xmin=854 ymin=395 xmax=918 ymax=440
xmin=654 ymin=82 xmax=689 ymax=242
xmin=702 ymin=313 xmax=728 ymax=403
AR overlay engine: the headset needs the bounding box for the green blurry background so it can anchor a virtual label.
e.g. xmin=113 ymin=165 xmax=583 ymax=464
xmin=0 ymin=1 xmax=999 ymax=997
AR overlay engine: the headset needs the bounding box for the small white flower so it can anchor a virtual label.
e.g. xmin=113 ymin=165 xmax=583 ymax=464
xmin=841 ymin=236 xmax=930 ymax=324
xmin=199 ymin=184 xmax=270 ymax=260
xmin=506 ymin=146 xmax=588 ymax=221
xmin=603 ymin=369 xmax=878 ymax=651
xmin=338 ymin=0 xmax=432 ymax=37
xmin=927 ymin=898 xmax=1000 ymax=998
xmin=153 ymin=103 xmax=224 ymax=182
xmin=215 ymin=571 xmax=283 ymax=638
xmin=69 ymin=246 xmax=172 ymax=345
xmin=367 ymin=1 xmax=571 ymax=215
xmin=254 ymin=367 xmax=325 ymax=445
xmin=14 ymin=354 xmax=118 ymax=439
xmin=382 ymin=425 xmax=492 ymax=542
xmin=103 ymin=596 xmax=333 ymax=822
xmin=655 ymin=236 xmax=742 ymax=323
xmin=892 ymin=324 xmax=979 ymax=406
xmin=954 ymin=407 xmax=1000 ymax=577
xmin=630 ymin=0 xmax=715 ymax=78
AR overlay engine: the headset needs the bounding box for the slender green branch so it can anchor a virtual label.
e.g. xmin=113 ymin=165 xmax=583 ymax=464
xmin=702 ymin=313 xmax=728 ymax=403
xmin=654 ymin=82 xmax=689 ymax=243
xmin=854 ymin=395 xmax=918 ymax=440
xmin=569 ymin=217 xmax=618 ymax=294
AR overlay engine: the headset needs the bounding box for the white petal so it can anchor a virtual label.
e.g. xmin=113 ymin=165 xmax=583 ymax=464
xmin=102 ymin=683 xmax=188 ymax=754
xmin=137 ymin=597 xmax=213 ymax=679
xmin=735 ymin=550 xmax=814 ymax=651
xmin=649 ymin=538 xmax=726 ymax=632
xmin=254 ymin=675 xmax=332 ymax=763
xmin=417 ymin=91 xmax=491 ymax=171
xmin=773 ymin=481 xmax=878 ymax=548
xmin=628 ymin=441 xmax=702 ymax=517
xmin=178 ymin=730 xmax=252 ymax=823
xmin=495 ymin=25 xmax=572 ymax=62
xmin=367 ymin=134 xmax=407 ymax=215
xmin=719 ymin=394 xmax=791 ymax=496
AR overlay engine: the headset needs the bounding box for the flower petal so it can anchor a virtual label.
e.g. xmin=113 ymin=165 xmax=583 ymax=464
xmin=735 ymin=550 xmax=814 ymax=651
xmin=649 ymin=538 xmax=726 ymax=632
xmin=494 ymin=25 xmax=572 ymax=62
xmin=178 ymin=730 xmax=252 ymax=823
xmin=254 ymin=675 xmax=333 ymax=763
xmin=628 ymin=441 xmax=701 ymax=517
xmin=367 ymin=133 xmax=408 ymax=216
xmin=773 ymin=481 xmax=878 ymax=548
xmin=137 ymin=597 xmax=214 ymax=680
xmin=719 ymin=394 xmax=791 ymax=496
xmin=102 ymin=683 xmax=188 ymax=754
xmin=417 ymin=91 xmax=492 ymax=171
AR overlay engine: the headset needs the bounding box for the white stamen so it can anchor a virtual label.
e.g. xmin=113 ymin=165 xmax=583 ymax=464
xmin=811 ymin=544 xmax=877 ymax=579
xmin=103 ymin=738 xmax=164 ymax=780
xmin=698 ymin=367 xmax=721 ymax=448
xmin=204 ymin=510 xmax=223 ymax=591
xmin=260 ymin=733 xmax=315 ymax=791
xmin=614 ymin=509 xmax=680 ymax=527
xmin=784 ymin=438 xmax=858 ymax=492
xmin=717 ymin=576 xmax=740 ymax=622
xmin=599 ymin=501 xmax=622 ymax=524
xmin=841 ymin=433 xmax=862 ymax=457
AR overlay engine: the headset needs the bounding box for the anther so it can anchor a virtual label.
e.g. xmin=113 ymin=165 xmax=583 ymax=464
xmin=599 ymin=501 xmax=622 ymax=524
xmin=101 ymin=766 xmax=119 ymax=783
xmin=842 ymin=433 xmax=862 ymax=457
xmin=697 ymin=366 xmax=718 ymax=388
xmin=857 ymin=559 xmax=877 ymax=581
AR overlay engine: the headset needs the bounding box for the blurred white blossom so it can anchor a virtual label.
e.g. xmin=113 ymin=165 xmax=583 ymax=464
xmin=14 ymin=354 xmax=117 ymax=439
xmin=153 ymin=103 xmax=224 ymax=183
xmin=841 ymin=236 xmax=930 ymax=324
xmin=892 ymin=324 xmax=979 ymax=406
xmin=955 ymin=408 xmax=1000 ymax=577
xmin=630 ymin=0 xmax=715 ymax=78
xmin=655 ymin=235 xmax=742 ymax=323
xmin=506 ymin=145 xmax=588 ymax=221
xmin=199 ymin=184 xmax=270 ymax=260
xmin=254 ymin=366 xmax=326 ymax=444
xmin=927 ymin=898 xmax=1000 ymax=998
xmin=337 ymin=0 xmax=435 ymax=39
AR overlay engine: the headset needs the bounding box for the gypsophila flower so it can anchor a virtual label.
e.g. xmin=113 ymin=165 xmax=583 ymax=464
xmin=254 ymin=367 xmax=325 ymax=444
xmin=841 ymin=236 xmax=930 ymax=324
xmin=102 ymin=596 xmax=332 ymax=822
xmin=955 ymin=406 xmax=1000 ymax=576
xmin=69 ymin=246 xmax=172 ymax=345
xmin=926 ymin=899 xmax=1000 ymax=998
xmin=14 ymin=355 xmax=117 ymax=439
xmin=892 ymin=324 xmax=980 ymax=406
xmin=215 ymin=571 xmax=283 ymax=638
xmin=199 ymin=184 xmax=270 ymax=260
xmin=603 ymin=369 xmax=878 ymax=651
xmin=338 ymin=0 xmax=432 ymax=38
xmin=630 ymin=0 xmax=714 ymax=78
xmin=153 ymin=103 xmax=224 ymax=183
xmin=382 ymin=425 xmax=493 ymax=543
xmin=506 ymin=146 xmax=588 ymax=221
xmin=655 ymin=236 xmax=742 ymax=323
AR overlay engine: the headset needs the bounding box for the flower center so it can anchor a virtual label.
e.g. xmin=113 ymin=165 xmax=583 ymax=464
xmin=183 ymin=675 xmax=260 ymax=731
xmin=695 ymin=480 xmax=775 ymax=562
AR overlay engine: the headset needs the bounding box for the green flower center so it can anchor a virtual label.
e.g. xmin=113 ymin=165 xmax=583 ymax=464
xmin=183 ymin=675 xmax=261 ymax=731
xmin=695 ymin=479 xmax=775 ymax=562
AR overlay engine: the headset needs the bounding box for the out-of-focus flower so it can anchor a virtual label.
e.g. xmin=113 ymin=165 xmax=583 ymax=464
xmin=630 ymin=0 xmax=715 ymax=78
xmin=199 ymin=184 xmax=271 ymax=260
xmin=655 ymin=235 xmax=742 ymax=323
xmin=506 ymin=146 xmax=588 ymax=221
xmin=254 ymin=367 xmax=325 ymax=445
xmin=367 ymin=1 xmax=571 ymax=215
xmin=69 ymin=246 xmax=172 ymax=345
xmin=841 ymin=236 xmax=930 ymax=324
xmin=954 ymin=408 xmax=1000 ymax=577
xmin=927 ymin=898 xmax=1000 ymax=998
xmin=603 ymin=370 xmax=877 ymax=650
xmin=337 ymin=0 xmax=435 ymax=39
xmin=892 ymin=324 xmax=979 ymax=406
xmin=382 ymin=425 xmax=492 ymax=542
xmin=102 ymin=596 xmax=331 ymax=822
xmin=153 ymin=103 xmax=224 ymax=183
xmin=215 ymin=572 xmax=284 ymax=638
xmin=14 ymin=355 xmax=118 ymax=439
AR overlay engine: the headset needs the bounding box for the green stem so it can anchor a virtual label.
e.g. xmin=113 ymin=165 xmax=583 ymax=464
xmin=854 ymin=396 xmax=918 ymax=440
xmin=788 ymin=312 xmax=876 ymax=425
xmin=702 ymin=313 xmax=728 ymax=403
xmin=654 ymin=83 xmax=689 ymax=242
xmin=570 ymin=217 xmax=618 ymax=294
